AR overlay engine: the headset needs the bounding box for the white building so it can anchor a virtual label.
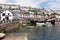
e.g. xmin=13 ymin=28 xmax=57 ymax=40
xmin=0 ymin=10 xmax=13 ymax=21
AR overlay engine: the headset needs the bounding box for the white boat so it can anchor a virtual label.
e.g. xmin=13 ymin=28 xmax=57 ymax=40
xmin=45 ymin=22 xmax=53 ymax=27
xmin=0 ymin=33 xmax=6 ymax=39
xmin=36 ymin=22 xmax=53 ymax=27
xmin=36 ymin=22 xmax=45 ymax=26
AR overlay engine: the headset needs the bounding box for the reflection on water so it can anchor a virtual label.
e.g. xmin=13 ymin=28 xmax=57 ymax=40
xmin=5 ymin=25 xmax=60 ymax=40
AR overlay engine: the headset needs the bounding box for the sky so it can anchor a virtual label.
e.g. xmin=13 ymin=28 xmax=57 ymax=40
xmin=0 ymin=0 xmax=60 ymax=10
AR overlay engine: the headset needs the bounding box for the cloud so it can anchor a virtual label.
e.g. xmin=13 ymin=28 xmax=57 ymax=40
xmin=0 ymin=0 xmax=48 ymax=8
xmin=0 ymin=0 xmax=60 ymax=10
xmin=15 ymin=0 xmax=48 ymax=8
xmin=46 ymin=0 xmax=60 ymax=10
xmin=0 ymin=0 xmax=7 ymax=4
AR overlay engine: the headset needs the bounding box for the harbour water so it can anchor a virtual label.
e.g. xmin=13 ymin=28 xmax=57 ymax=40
xmin=3 ymin=25 xmax=60 ymax=40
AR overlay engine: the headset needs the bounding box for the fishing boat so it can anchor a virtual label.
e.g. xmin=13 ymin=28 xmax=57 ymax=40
xmin=36 ymin=18 xmax=55 ymax=26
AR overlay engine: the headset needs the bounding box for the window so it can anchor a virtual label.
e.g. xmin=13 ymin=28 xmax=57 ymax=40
xmin=8 ymin=13 xmax=11 ymax=17
xmin=8 ymin=13 xmax=10 ymax=15
xmin=2 ymin=13 xmax=5 ymax=16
